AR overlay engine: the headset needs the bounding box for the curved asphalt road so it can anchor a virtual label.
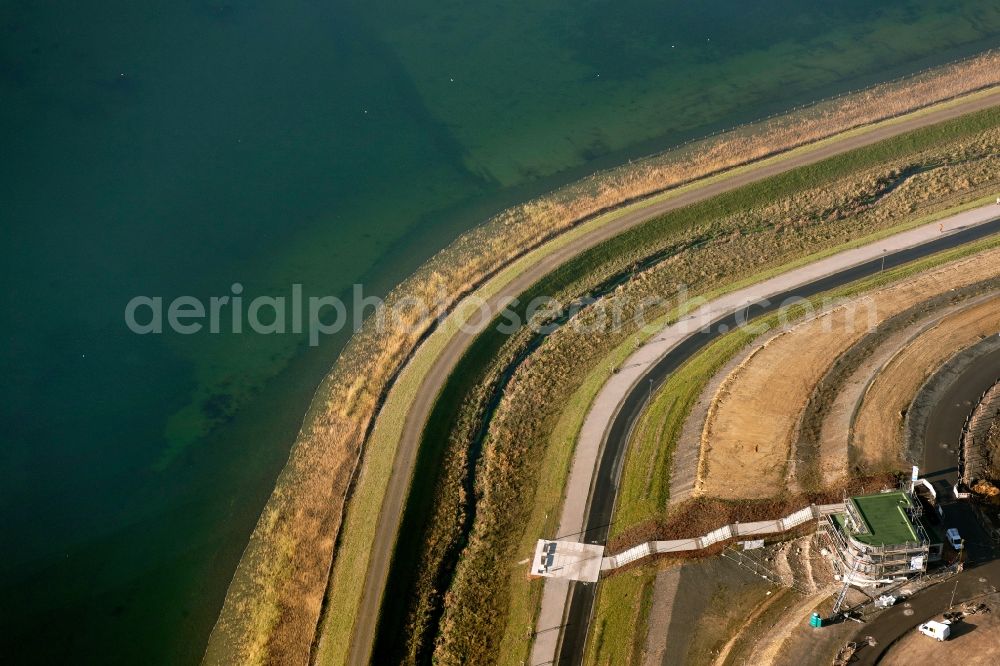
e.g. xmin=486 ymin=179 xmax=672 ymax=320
xmin=346 ymin=90 xmax=1000 ymax=666
xmin=552 ymin=214 xmax=1000 ymax=665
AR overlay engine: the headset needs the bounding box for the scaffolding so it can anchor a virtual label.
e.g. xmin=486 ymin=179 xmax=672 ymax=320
xmin=820 ymin=491 xmax=931 ymax=584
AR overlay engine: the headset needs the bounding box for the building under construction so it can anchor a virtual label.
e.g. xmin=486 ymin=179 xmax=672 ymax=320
xmin=821 ymin=490 xmax=944 ymax=585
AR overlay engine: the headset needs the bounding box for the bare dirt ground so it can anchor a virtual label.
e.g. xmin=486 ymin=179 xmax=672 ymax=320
xmin=642 ymin=566 xmax=682 ymax=666
xmin=720 ymin=535 xmax=853 ymax=666
xmin=697 ymin=249 xmax=1000 ymax=499
xmin=880 ymin=610 xmax=1000 ymax=665
xmin=853 ymin=294 xmax=1000 ymax=470
xmin=670 ymin=324 xmax=790 ymax=505
xmin=700 ymin=304 xmax=875 ymax=498
xmin=647 ymin=555 xmax=772 ymax=666
xmin=739 ymin=590 xmax=836 ymax=666
xmin=675 ymin=287 xmax=989 ymax=499
xmin=642 ymin=535 xmax=840 ymax=666
xmin=814 ymin=299 xmax=975 ymax=486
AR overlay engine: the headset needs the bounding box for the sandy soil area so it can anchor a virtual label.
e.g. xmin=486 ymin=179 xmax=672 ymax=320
xmin=698 ymin=249 xmax=1000 ymax=499
xmin=670 ymin=324 xmax=790 ymax=506
xmin=700 ymin=305 xmax=874 ymax=497
xmin=641 ymin=535 xmax=838 ymax=666
xmin=721 ymin=535 xmax=850 ymax=666
xmin=814 ymin=300 xmax=972 ymax=486
xmin=853 ymin=294 xmax=1000 ymax=470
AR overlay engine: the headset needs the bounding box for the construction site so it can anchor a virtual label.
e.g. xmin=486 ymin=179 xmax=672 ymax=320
xmin=546 ymin=474 xmax=999 ymax=665
xmin=821 ymin=488 xmax=942 ymax=585
xmin=528 ymin=233 xmax=1000 ymax=665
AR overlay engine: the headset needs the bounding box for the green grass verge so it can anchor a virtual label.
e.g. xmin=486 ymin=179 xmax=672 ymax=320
xmin=585 ymin=567 xmax=657 ymax=666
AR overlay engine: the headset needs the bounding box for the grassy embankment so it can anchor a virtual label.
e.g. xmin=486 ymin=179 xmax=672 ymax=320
xmin=388 ymin=110 xmax=1000 ymax=665
xmin=588 ymin=570 xmax=658 ymax=666
xmin=309 ymin=79 xmax=1000 ymax=665
xmin=585 ymin=232 xmax=1000 ymax=666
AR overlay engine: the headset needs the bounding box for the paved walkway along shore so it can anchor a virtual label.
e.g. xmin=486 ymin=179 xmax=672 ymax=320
xmin=345 ymin=89 xmax=1000 ymax=665
xmin=530 ymin=202 xmax=1000 ymax=665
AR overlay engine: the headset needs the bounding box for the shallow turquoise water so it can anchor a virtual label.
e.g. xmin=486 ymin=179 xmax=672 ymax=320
xmin=1 ymin=0 xmax=998 ymax=662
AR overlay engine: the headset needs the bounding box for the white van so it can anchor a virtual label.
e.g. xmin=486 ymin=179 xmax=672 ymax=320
xmin=946 ymin=528 xmax=963 ymax=550
xmin=918 ymin=620 xmax=951 ymax=641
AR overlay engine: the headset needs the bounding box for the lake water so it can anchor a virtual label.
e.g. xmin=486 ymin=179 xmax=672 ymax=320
xmin=2 ymin=0 xmax=998 ymax=662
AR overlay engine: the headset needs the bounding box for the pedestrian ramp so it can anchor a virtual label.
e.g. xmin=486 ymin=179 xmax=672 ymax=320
xmin=531 ymin=503 xmax=843 ymax=581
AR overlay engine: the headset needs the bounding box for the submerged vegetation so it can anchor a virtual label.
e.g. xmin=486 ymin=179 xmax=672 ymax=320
xmin=206 ymin=52 xmax=1000 ymax=664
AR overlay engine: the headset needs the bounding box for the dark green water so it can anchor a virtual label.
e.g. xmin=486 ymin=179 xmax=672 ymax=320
xmin=1 ymin=0 xmax=998 ymax=662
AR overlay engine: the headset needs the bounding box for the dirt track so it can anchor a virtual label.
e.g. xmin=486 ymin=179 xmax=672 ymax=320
xmin=347 ymin=89 xmax=1000 ymax=665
